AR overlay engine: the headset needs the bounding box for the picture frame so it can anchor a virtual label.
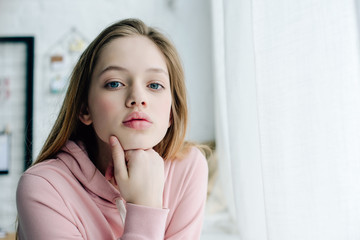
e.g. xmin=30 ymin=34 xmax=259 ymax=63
xmin=0 ymin=37 xmax=34 ymax=172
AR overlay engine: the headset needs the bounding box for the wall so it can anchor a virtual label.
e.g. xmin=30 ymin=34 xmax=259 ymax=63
xmin=0 ymin=0 xmax=214 ymax=232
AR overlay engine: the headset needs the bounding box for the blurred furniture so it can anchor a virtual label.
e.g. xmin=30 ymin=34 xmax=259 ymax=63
xmin=0 ymin=232 xmax=15 ymax=240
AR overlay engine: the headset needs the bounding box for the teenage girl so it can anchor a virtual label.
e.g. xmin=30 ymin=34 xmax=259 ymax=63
xmin=16 ymin=18 xmax=208 ymax=239
xmin=17 ymin=19 xmax=208 ymax=240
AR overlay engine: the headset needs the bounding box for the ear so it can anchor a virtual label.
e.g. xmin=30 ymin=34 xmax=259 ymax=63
xmin=79 ymin=105 xmax=92 ymax=126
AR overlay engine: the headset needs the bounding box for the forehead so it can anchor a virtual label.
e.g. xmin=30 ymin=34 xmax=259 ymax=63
xmin=94 ymin=35 xmax=169 ymax=74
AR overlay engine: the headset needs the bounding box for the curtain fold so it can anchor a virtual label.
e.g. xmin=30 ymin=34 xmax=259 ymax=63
xmin=211 ymin=0 xmax=268 ymax=239
xmin=212 ymin=0 xmax=360 ymax=239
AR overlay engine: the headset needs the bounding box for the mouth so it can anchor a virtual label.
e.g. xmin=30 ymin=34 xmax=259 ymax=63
xmin=123 ymin=112 xmax=152 ymax=130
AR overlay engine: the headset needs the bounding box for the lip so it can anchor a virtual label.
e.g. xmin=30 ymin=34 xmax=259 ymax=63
xmin=122 ymin=112 xmax=152 ymax=130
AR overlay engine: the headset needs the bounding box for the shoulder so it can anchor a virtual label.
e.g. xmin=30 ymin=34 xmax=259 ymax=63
xmin=16 ymin=160 xmax=86 ymax=239
xmin=174 ymin=146 xmax=208 ymax=173
xmin=164 ymin=146 xmax=208 ymax=190
xmin=17 ymin=159 xmax=68 ymax=196
xmin=21 ymin=140 xmax=86 ymax=185
xmin=22 ymin=158 xmax=72 ymax=183
xmin=16 ymin=161 xmax=69 ymax=215
xmin=17 ymin=157 xmax=81 ymax=205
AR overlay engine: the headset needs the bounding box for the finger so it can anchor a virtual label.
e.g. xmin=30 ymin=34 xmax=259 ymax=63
xmin=109 ymin=135 xmax=128 ymax=180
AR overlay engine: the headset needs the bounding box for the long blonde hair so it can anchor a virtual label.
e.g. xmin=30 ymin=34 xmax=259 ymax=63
xmin=34 ymin=18 xmax=188 ymax=165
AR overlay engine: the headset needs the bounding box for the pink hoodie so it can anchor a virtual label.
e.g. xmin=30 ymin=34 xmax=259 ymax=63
xmin=16 ymin=141 xmax=208 ymax=239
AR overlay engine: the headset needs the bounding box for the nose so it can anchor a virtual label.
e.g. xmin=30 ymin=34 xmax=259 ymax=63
xmin=125 ymin=85 xmax=147 ymax=108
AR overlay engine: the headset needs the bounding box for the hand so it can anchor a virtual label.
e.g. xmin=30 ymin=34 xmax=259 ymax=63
xmin=109 ymin=136 xmax=165 ymax=208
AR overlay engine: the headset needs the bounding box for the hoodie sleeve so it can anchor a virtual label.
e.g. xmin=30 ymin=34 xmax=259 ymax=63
xmin=120 ymin=203 xmax=169 ymax=239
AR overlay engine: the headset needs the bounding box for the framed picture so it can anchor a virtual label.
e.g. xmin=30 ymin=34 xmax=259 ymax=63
xmin=0 ymin=37 xmax=34 ymax=172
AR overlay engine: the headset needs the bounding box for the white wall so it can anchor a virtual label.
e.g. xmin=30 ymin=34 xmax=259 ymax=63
xmin=0 ymin=0 xmax=214 ymax=232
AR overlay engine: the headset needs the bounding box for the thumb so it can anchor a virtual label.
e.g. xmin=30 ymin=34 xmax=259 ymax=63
xmin=109 ymin=136 xmax=128 ymax=181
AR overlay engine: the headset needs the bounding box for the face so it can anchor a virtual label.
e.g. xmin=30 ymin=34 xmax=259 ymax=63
xmin=80 ymin=36 xmax=172 ymax=151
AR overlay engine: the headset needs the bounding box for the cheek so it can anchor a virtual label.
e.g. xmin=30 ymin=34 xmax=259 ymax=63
xmin=158 ymin=96 xmax=172 ymax=123
xmin=99 ymin=98 xmax=115 ymax=112
xmin=90 ymin=96 xmax=118 ymax=121
xmin=88 ymin=95 xmax=120 ymax=143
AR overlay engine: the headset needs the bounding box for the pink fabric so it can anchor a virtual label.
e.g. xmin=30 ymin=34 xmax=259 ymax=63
xmin=16 ymin=141 xmax=208 ymax=240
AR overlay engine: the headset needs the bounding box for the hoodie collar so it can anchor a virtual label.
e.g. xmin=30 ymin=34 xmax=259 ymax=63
xmin=57 ymin=140 xmax=121 ymax=204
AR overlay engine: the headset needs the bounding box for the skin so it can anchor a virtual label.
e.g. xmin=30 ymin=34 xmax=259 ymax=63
xmin=79 ymin=36 xmax=172 ymax=208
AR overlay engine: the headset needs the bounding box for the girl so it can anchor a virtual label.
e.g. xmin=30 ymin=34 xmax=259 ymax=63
xmin=16 ymin=18 xmax=208 ymax=239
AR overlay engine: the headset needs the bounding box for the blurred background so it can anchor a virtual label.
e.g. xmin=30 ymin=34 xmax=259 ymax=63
xmin=1 ymin=0 xmax=360 ymax=239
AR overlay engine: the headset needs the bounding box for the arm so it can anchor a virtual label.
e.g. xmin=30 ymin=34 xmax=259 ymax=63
xmin=119 ymin=148 xmax=208 ymax=240
xmin=165 ymin=148 xmax=209 ymax=239
xmin=16 ymin=173 xmax=83 ymax=240
xmin=110 ymin=138 xmax=208 ymax=240
xmin=110 ymin=136 xmax=170 ymax=239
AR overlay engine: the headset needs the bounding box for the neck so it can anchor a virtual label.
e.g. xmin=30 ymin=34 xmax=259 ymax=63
xmin=94 ymin=136 xmax=112 ymax=175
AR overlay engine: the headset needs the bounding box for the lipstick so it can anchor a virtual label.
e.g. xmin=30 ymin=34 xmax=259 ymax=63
xmin=122 ymin=112 xmax=152 ymax=130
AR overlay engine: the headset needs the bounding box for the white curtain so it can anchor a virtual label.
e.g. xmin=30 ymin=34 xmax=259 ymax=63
xmin=211 ymin=0 xmax=360 ymax=239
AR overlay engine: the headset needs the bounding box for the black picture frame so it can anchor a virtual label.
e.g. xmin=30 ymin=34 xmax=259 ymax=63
xmin=0 ymin=37 xmax=34 ymax=171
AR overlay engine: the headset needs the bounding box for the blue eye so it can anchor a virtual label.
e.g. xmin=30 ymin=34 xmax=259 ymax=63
xmin=106 ymin=81 xmax=123 ymax=89
xmin=148 ymin=83 xmax=163 ymax=90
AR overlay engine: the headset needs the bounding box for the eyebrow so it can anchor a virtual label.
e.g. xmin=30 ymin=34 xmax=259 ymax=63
xmin=98 ymin=65 xmax=169 ymax=78
xmin=146 ymin=68 xmax=169 ymax=76
xmin=97 ymin=65 xmax=128 ymax=77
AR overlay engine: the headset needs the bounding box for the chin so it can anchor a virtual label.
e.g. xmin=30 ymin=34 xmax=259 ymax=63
xmin=120 ymin=138 xmax=159 ymax=151
xmin=116 ymin=130 xmax=167 ymax=151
